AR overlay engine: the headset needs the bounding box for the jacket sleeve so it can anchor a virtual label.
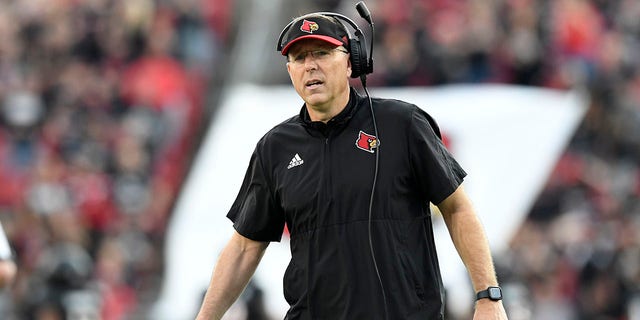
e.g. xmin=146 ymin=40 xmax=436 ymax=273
xmin=227 ymin=147 xmax=285 ymax=242
xmin=409 ymin=107 xmax=467 ymax=205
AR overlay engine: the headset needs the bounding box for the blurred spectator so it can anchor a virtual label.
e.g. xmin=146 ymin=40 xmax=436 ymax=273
xmin=0 ymin=0 xmax=228 ymax=317
xmin=0 ymin=222 xmax=16 ymax=289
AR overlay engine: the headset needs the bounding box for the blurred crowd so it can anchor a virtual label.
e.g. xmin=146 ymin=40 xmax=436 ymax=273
xmin=355 ymin=0 xmax=640 ymax=319
xmin=0 ymin=0 xmax=229 ymax=318
xmin=1 ymin=0 xmax=639 ymax=319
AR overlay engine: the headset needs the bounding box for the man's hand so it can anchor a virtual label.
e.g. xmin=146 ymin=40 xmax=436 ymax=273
xmin=473 ymin=299 xmax=508 ymax=319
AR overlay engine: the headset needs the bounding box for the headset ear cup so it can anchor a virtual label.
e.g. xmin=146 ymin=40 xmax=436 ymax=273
xmin=348 ymin=36 xmax=370 ymax=78
xmin=349 ymin=38 xmax=362 ymax=78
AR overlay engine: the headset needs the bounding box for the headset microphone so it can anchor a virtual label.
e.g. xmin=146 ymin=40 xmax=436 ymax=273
xmin=356 ymin=1 xmax=372 ymax=23
xmin=355 ymin=1 xmax=374 ymax=83
xmin=353 ymin=2 xmax=374 ymax=86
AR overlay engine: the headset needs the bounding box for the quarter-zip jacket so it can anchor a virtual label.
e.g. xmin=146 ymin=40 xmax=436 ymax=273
xmin=228 ymin=88 xmax=466 ymax=319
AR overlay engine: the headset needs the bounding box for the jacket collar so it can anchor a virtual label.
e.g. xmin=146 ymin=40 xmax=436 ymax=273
xmin=299 ymin=87 xmax=361 ymax=131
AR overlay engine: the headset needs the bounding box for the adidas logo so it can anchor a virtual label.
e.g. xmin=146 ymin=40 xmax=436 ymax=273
xmin=287 ymin=153 xmax=304 ymax=169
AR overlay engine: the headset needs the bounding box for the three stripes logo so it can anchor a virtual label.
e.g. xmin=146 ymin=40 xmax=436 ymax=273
xmin=287 ymin=153 xmax=304 ymax=169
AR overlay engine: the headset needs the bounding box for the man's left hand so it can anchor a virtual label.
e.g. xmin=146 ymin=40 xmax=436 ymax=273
xmin=473 ymin=299 xmax=508 ymax=319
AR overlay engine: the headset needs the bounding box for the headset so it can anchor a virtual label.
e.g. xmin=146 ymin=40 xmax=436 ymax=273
xmin=276 ymin=2 xmax=374 ymax=82
xmin=277 ymin=3 xmax=388 ymax=319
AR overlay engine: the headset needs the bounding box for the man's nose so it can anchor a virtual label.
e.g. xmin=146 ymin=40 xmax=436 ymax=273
xmin=304 ymin=55 xmax=318 ymax=70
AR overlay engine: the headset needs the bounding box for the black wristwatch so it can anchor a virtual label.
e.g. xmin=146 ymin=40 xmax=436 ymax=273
xmin=476 ymin=286 xmax=503 ymax=301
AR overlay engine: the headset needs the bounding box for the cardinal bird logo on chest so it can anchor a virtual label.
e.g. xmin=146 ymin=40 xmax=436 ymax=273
xmin=355 ymin=130 xmax=380 ymax=153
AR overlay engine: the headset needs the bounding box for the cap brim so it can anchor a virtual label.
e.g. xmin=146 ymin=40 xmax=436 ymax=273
xmin=281 ymin=35 xmax=344 ymax=55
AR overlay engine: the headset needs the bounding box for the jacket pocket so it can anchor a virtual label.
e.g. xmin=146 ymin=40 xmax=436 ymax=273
xmin=397 ymin=248 xmax=427 ymax=306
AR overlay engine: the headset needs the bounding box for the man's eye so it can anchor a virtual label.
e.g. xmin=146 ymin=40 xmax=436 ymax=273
xmin=290 ymin=49 xmax=332 ymax=63
xmin=313 ymin=50 xmax=330 ymax=57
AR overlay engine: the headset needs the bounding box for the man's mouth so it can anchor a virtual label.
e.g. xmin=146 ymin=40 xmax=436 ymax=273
xmin=305 ymin=79 xmax=323 ymax=88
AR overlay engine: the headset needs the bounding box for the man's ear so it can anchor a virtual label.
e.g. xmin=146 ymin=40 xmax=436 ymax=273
xmin=347 ymin=56 xmax=352 ymax=77
xmin=287 ymin=62 xmax=293 ymax=80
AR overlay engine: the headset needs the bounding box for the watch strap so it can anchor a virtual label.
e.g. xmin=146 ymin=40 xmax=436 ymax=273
xmin=476 ymin=286 xmax=502 ymax=301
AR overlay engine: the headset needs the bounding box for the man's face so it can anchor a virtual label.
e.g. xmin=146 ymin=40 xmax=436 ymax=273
xmin=286 ymin=39 xmax=352 ymax=112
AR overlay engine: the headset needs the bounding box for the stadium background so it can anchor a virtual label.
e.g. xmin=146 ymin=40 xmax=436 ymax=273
xmin=0 ymin=0 xmax=638 ymax=319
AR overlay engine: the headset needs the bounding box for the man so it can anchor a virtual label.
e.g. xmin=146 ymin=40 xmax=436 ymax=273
xmin=197 ymin=13 xmax=508 ymax=320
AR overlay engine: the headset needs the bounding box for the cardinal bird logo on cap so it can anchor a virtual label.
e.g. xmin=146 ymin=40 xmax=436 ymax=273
xmin=300 ymin=20 xmax=319 ymax=33
xmin=355 ymin=130 xmax=380 ymax=153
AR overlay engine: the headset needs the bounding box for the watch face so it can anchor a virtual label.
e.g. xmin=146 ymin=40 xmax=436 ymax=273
xmin=489 ymin=287 xmax=502 ymax=299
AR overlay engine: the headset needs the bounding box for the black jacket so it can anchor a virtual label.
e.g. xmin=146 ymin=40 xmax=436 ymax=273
xmin=228 ymin=88 xmax=466 ymax=319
